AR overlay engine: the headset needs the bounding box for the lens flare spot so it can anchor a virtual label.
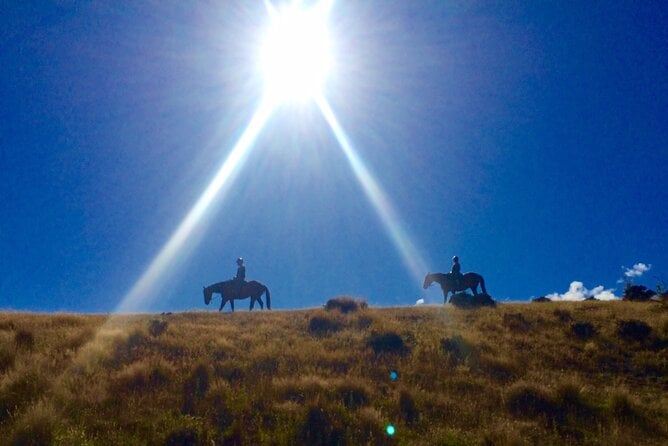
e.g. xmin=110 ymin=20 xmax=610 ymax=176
xmin=386 ymin=424 xmax=396 ymax=436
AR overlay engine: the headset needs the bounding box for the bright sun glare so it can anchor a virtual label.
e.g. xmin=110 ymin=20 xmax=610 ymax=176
xmin=260 ymin=0 xmax=333 ymax=102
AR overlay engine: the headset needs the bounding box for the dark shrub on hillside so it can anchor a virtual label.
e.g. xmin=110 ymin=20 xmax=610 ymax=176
xmin=336 ymin=382 xmax=369 ymax=409
xmin=14 ymin=329 xmax=34 ymax=351
xmin=553 ymin=309 xmax=573 ymax=322
xmin=164 ymin=428 xmax=198 ymax=446
xmin=571 ymin=322 xmax=596 ymax=341
xmin=183 ymin=363 xmax=210 ymax=415
xmin=366 ymin=332 xmax=408 ymax=355
xmin=506 ymin=383 xmax=557 ymax=420
xmin=623 ymin=285 xmax=656 ymax=301
xmin=478 ymin=355 xmax=519 ymax=383
xmin=298 ymin=405 xmax=345 ymax=446
xmin=617 ymin=319 xmax=652 ymax=342
xmin=0 ymin=371 xmax=49 ymax=422
xmin=502 ymin=313 xmax=531 ymax=333
xmin=0 ymin=349 xmax=14 ymax=374
xmin=532 ymin=296 xmax=552 ymax=303
xmin=440 ymin=335 xmax=476 ymax=365
xmin=148 ymin=319 xmax=168 ymax=337
xmin=308 ymin=315 xmax=343 ymax=336
xmin=325 ymin=296 xmax=368 ymax=313
xmin=399 ymin=390 xmax=419 ymax=426
xmin=450 ymin=292 xmax=496 ymax=308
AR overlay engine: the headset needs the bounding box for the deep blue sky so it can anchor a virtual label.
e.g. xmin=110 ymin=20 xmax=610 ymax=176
xmin=2 ymin=1 xmax=667 ymax=312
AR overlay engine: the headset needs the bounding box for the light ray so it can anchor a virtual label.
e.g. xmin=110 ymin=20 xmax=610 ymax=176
xmin=114 ymin=99 xmax=274 ymax=313
xmin=316 ymin=95 xmax=429 ymax=284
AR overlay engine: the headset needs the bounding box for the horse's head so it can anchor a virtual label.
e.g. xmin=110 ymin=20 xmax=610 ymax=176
xmin=423 ymin=273 xmax=434 ymax=289
xmin=203 ymin=286 xmax=212 ymax=305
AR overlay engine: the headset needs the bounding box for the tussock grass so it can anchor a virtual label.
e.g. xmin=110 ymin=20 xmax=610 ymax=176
xmin=0 ymin=302 xmax=665 ymax=444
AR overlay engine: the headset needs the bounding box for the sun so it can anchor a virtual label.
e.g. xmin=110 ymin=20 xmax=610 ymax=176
xmin=259 ymin=1 xmax=333 ymax=103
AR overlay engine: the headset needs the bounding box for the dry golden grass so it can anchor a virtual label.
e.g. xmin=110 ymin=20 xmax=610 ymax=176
xmin=0 ymin=301 xmax=666 ymax=445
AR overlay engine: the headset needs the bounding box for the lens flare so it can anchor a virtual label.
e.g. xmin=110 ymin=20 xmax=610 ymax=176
xmin=316 ymin=95 xmax=429 ymax=284
xmin=115 ymin=100 xmax=274 ymax=313
xmin=260 ymin=0 xmax=334 ymax=102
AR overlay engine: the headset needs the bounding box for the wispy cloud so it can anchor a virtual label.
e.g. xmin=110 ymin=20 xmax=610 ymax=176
xmin=547 ymin=281 xmax=618 ymax=301
xmin=623 ymin=263 xmax=651 ymax=278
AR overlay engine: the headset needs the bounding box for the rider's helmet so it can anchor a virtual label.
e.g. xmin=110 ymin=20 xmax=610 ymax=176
xmin=237 ymin=257 xmax=244 ymax=265
xmin=453 ymin=256 xmax=459 ymax=262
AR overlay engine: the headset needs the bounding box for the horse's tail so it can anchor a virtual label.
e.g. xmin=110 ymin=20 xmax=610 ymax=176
xmin=479 ymin=275 xmax=487 ymax=294
xmin=264 ymin=285 xmax=271 ymax=310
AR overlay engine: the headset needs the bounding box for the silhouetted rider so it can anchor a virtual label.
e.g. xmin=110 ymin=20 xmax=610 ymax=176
xmin=233 ymin=257 xmax=246 ymax=297
xmin=451 ymin=256 xmax=463 ymax=289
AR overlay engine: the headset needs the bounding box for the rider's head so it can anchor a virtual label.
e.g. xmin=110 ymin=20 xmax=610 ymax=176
xmin=237 ymin=257 xmax=244 ymax=265
xmin=453 ymin=256 xmax=459 ymax=263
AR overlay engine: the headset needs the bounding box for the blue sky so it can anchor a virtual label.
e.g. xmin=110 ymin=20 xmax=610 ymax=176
xmin=1 ymin=1 xmax=666 ymax=312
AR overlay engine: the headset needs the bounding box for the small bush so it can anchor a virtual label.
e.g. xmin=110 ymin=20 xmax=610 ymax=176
xmin=148 ymin=319 xmax=168 ymax=337
xmin=183 ymin=362 xmax=210 ymax=415
xmin=617 ymin=320 xmax=652 ymax=342
xmin=478 ymin=355 xmax=518 ymax=383
xmin=502 ymin=313 xmax=531 ymax=333
xmin=0 ymin=320 xmax=16 ymax=331
xmin=9 ymin=400 xmax=58 ymax=446
xmin=335 ymin=381 xmax=369 ymax=409
xmin=571 ymin=322 xmax=596 ymax=340
xmin=441 ymin=335 xmax=476 ymax=365
xmin=609 ymin=390 xmax=643 ymax=424
xmin=0 ymin=371 xmax=50 ymax=422
xmin=450 ymin=292 xmax=496 ymax=308
xmin=506 ymin=383 xmax=557 ymax=420
xmin=298 ymin=405 xmax=345 ymax=446
xmin=532 ymin=296 xmax=552 ymax=303
xmin=14 ymin=329 xmax=34 ymax=351
xmin=325 ymin=296 xmax=368 ymax=313
xmin=366 ymin=331 xmax=408 ymax=355
xmin=553 ymin=309 xmax=573 ymax=322
xmin=0 ymin=348 xmax=15 ymax=374
xmin=308 ymin=315 xmax=343 ymax=336
xmin=399 ymin=390 xmax=419 ymax=426
xmin=623 ymin=285 xmax=656 ymax=301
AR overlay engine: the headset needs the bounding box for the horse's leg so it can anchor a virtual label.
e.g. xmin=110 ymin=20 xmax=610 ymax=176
xmin=219 ymin=297 xmax=224 ymax=312
xmin=442 ymin=288 xmax=448 ymax=304
xmin=230 ymin=299 xmax=234 ymax=312
xmin=249 ymin=297 xmax=255 ymax=311
xmin=257 ymin=295 xmax=264 ymax=310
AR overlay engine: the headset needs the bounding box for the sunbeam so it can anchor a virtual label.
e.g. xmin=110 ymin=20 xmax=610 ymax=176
xmin=315 ymin=95 xmax=430 ymax=285
xmin=114 ymin=100 xmax=274 ymax=313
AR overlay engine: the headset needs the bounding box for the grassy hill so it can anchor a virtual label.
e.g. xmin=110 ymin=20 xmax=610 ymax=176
xmin=0 ymin=300 xmax=666 ymax=445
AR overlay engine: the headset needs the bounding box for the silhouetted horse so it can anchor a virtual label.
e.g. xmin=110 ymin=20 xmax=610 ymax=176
xmin=203 ymin=280 xmax=271 ymax=312
xmin=423 ymin=272 xmax=487 ymax=304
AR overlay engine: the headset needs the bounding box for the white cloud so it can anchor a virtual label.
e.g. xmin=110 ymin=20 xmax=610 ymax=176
xmin=623 ymin=263 xmax=651 ymax=278
xmin=415 ymin=298 xmax=425 ymax=306
xmin=547 ymin=281 xmax=619 ymax=301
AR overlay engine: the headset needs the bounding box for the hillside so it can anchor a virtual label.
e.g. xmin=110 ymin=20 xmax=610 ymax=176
xmin=0 ymin=300 xmax=666 ymax=445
